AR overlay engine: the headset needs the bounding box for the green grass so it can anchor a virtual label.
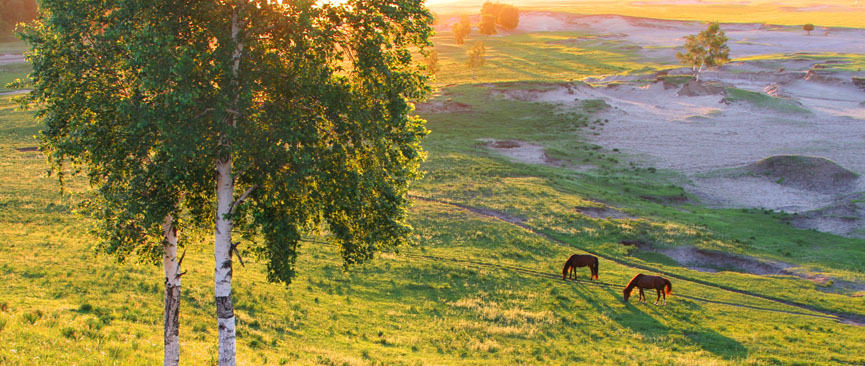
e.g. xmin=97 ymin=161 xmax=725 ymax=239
xmin=0 ymin=63 xmax=31 ymax=93
xmin=0 ymin=39 xmax=29 ymax=55
xmin=431 ymin=31 xmax=669 ymax=85
xmin=5 ymin=76 xmax=865 ymax=365
xmin=724 ymin=87 xmax=810 ymax=114
xmin=734 ymin=53 xmax=865 ymax=73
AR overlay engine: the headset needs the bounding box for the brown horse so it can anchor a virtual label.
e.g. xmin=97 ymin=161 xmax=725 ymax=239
xmin=623 ymin=274 xmax=672 ymax=305
xmin=562 ymin=254 xmax=599 ymax=280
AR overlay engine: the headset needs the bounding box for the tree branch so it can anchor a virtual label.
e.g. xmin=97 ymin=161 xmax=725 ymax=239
xmin=230 ymin=242 xmax=245 ymax=267
xmin=229 ymin=184 xmax=257 ymax=215
xmin=175 ymin=248 xmax=187 ymax=275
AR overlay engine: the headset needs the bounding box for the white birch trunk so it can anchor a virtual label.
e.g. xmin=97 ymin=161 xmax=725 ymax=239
xmin=215 ymin=159 xmax=236 ymax=366
xmin=215 ymin=4 xmax=245 ymax=364
xmin=696 ymin=59 xmax=705 ymax=81
xmin=162 ymin=214 xmax=181 ymax=366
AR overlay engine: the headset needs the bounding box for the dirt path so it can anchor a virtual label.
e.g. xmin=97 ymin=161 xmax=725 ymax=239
xmin=409 ymin=194 xmax=865 ymax=326
xmin=0 ymin=54 xmax=26 ymax=66
xmin=0 ymin=90 xmax=29 ymax=97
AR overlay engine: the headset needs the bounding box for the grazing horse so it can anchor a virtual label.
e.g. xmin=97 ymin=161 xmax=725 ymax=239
xmin=623 ymin=273 xmax=672 ymax=305
xmin=562 ymin=254 xmax=599 ymax=280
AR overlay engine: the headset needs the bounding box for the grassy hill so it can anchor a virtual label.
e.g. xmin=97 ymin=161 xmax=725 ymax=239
xmin=2 ymin=19 xmax=865 ymax=366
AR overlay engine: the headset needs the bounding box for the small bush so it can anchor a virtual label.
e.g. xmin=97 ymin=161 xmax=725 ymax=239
xmin=22 ymin=310 xmax=43 ymax=325
xmin=78 ymin=303 xmax=93 ymax=313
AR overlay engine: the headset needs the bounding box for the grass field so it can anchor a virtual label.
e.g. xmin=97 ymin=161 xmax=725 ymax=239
xmin=431 ymin=32 xmax=668 ymax=84
xmin=2 ymin=83 xmax=865 ymax=364
xmin=2 ymin=6 xmax=865 ymax=365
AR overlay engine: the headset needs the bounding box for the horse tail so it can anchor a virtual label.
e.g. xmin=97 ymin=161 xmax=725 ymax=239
xmin=592 ymin=257 xmax=599 ymax=279
xmin=664 ymin=278 xmax=672 ymax=295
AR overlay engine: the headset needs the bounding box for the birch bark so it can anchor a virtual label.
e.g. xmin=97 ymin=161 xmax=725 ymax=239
xmin=162 ymin=214 xmax=181 ymax=366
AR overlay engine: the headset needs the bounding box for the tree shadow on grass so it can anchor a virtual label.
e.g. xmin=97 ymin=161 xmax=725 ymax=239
xmin=568 ymin=283 xmax=748 ymax=360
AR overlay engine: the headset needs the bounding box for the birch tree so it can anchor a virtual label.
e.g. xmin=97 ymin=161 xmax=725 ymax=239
xmin=467 ymin=41 xmax=486 ymax=78
xmin=676 ymin=22 xmax=730 ymax=80
xmin=22 ymin=1 xmax=433 ymax=365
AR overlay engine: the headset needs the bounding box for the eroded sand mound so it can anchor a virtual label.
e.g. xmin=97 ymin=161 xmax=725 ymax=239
xmin=677 ymin=80 xmax=727 ymax=97
xmin=415 ymin=100 xmax=472 ymax=114
xmin=746 ymin=155 xmax=858 ymax=193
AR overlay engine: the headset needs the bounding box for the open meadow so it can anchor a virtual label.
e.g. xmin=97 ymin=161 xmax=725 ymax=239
xmin=1 ymin=1 xmax=864 ymax=365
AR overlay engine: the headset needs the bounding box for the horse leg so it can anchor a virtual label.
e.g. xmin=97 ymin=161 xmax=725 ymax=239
xmin=662 ymin=289 xmax=666 ymax=306
xmin=654 ymin=288 xmax=661 ymax=305
xmin=638 ymin=288 xmax=645 ymax=303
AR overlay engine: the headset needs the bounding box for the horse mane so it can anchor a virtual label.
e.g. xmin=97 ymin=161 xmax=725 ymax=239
xmin=624 ymin=273 xmax=642 ymax=292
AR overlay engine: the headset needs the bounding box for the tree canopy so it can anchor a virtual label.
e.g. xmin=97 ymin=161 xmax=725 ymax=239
xmin=676 ymin=22 xmax=730 ymax=75
xmin=478 ymin=13 xmax=497 ymax=35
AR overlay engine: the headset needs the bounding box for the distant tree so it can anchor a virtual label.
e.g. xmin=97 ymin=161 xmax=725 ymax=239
xmin=481 ymin=1 xmax=500 ymax=17
xmin=498 ymin=4 xmax=519 ymax=31
xmin=22 ymin=1 xmax=433 ymax=365
xmin=0 ymin=0 xmax=38 ymax=35
xmin=480 ymin=2 xmax=519 ymax=31
xmin=803 ymin=23 xmax=814 ymax=35
xmin=452 ymin=15 xmax=471 ymax=45
xmin=425 ymin=49 xmax=441 ymax=76
xmin=452 ymin=23 xmax=464 ymax=44
xmin=467 ymin=41 xmax=486 ymax=78
xmin=478 ymin=13 xmax=498 ymax=35
xmin=676 ymin=22 xmax=730 ymax=80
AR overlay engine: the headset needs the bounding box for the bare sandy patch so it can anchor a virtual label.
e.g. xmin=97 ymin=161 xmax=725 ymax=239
xmin=479 ymin=139 xmax=594 ymax=172
xmin=496 ymin=65 xmax=865 ymax=235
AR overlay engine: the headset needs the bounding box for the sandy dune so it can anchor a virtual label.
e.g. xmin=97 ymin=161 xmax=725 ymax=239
xmin=485 ymin=13 xmax=865 ymax=236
